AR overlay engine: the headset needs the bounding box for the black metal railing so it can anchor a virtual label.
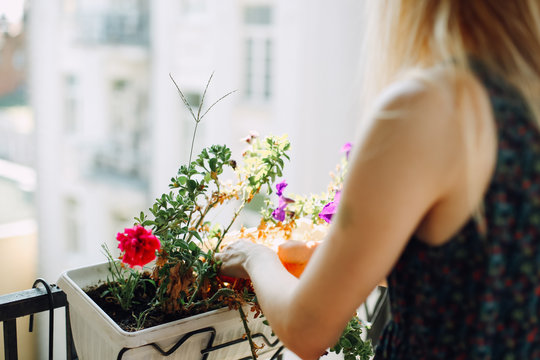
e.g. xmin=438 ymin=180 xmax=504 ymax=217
xmin=365 ymin=286 xmax=391 ymax=345
xmin=1 ymin=282 xmax=390 ymax=360
xmin=0 ymin=280 xmax=77 ymax=360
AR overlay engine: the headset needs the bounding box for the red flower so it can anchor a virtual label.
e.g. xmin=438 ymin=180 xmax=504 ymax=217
xmin=116 ymin=225 xmax=161 ymax=268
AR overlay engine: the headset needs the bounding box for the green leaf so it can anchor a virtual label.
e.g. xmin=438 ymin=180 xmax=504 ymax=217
xmin=190 ymin=231 xmax=203 ymax=242
xmin=188 ymin=241 xmax=200 ymax=252
xmin=209 ymin=158 xmax=218 ymax=171
xmin=178 ymin=176 xmax=187 ymax=185
xmin=177 ymin=241 xmax=190 ymax=250
xmin=340 ymin=337 xmax=352 ymax=349
xmin=187 ymin=179 xmax=198 ymax=192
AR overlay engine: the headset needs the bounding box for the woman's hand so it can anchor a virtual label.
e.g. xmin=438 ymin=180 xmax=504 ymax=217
xmin=215 ymin=240 xmax=276 ymax=279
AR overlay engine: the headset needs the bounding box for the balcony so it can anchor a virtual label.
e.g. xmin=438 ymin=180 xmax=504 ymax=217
xmin=0 ymin=282 xmax=76 ymax=360
xmin=1 ymin=283 xmax=389 ymax=359
xmin=89 ymin=140 xmax=149 ymax=189
xmin=75 ymin=8 xmax=149 ymax=47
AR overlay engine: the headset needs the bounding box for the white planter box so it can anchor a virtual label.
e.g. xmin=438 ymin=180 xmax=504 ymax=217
xmin=57 ymin=262 xmax=281 ymax=360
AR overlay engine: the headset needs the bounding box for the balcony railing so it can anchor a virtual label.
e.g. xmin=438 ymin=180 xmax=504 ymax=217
xmin=0 ymin=280 xmax=77 ymax=360
xmin=1 ymin=281 xmax=389 ymax=360
xmin=76 ymin=12 xmax=149 ymax=46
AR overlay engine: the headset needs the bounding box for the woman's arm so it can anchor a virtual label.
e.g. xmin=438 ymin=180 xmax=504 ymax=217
xmin=218 ymin=75 xmax=462 ymax=359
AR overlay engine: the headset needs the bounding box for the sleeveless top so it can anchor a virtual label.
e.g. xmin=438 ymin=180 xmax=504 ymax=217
xmin=375 ymin=65 xmax=540 ymax=359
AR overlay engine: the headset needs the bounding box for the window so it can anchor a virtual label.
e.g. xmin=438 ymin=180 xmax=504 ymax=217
xmin=264 ymin=39 xmax=272 ymax=99
xmin=245 ymin=38 xmax=254 ymax=97
xmin=75 ymin=0 xmax=149 ymax=46
xmin=92 ymin=77 xmax=147 ymax=180
xmin=64 ymin=197 xmax=80 ymax=252
xmin=244 ymin=5 xmax=272 ymax=25
xmin=64 ymin=74 xmax=78 ymax=134
xmin=182 ymin=0 xmax=206 ymax=14
xmin=184 ymin=91 xmax=202 ymax=109
xmin=243 ymin=5 xmax=273 ymax=103
xmin=108 ymin=210 xmax=131 ymax=254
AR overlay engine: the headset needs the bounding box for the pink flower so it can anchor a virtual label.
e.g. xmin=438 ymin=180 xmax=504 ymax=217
xmin=319 ymin=191 xmax=341 ymax=223
xmin=241 ymin=130 xmax=260 ymax=144
xmin=117 ymin=225 xmax=161 ymax=268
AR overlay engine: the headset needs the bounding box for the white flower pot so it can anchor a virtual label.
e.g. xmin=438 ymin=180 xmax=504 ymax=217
xmin=57 ymin=262 xmax=282 ymax=360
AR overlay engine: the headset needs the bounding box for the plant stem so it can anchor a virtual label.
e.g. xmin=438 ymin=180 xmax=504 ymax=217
xmin=186 ymin=199 xmax=219 ymax=243
xmin=214 ymin=201 xmax=246 ymax=251
xmin=188 ymin=288 xmax=236 ymax=310
xmin=239 ymin=306 xmax=259 ymax=359
xmin=134 ymin=305 xmax=154 ymax=330
xmin=188 ymin=122 xmax=199 ymax=166
xmin=187 ymin=277 xmax=203 ymax=306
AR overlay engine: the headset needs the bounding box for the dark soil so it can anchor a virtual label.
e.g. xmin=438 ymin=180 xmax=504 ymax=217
xmin=85 ymin=277 xmax=221 ymax=332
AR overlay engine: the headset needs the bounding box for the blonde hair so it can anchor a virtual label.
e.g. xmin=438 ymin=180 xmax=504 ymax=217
xmin=358 ymin=0 xmax=540 ymax=123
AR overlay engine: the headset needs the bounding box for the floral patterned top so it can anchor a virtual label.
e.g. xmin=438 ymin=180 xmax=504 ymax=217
xmin=375 ymin=65 xmax=540 ymax=359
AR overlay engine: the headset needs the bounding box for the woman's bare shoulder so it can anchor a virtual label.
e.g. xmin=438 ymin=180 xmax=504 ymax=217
xmin=365 ymin=66 xmax=496 ymax=245
xmin=359 ymin=68 xmax=466 ymax=176
xmin=366 ymin=65 xmax=493 ymax=157
xmin=371 ymin=66 xmax=481 ymax=120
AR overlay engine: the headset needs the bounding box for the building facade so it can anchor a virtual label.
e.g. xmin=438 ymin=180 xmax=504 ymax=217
xmin=28 ymin=1 xmax=364 ymax=357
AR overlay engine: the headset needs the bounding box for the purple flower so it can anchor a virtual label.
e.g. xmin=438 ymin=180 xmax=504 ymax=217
xmin=272 ymin=180 xmax=294 ymax=222
xmin=272 ymin=203 xmax=287 ymax=222
xmin=319 ymin=191 xmax=341 ymax=223
xmin=276 ymin=180 xmax=288 ymax=197
xmin=272 ymin=196 xmax=294 ymax=222
xmin=341 ymin=142 xmax=352 ymax=159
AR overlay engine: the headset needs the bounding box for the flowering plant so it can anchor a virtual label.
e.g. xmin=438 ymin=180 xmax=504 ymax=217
xmin=97 ymin=76 xmax=373 ymax=359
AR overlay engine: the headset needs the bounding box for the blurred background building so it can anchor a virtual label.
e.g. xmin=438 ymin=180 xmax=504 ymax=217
xmin=0 ymin=1 xmax=37 ymax=358
xmin=1 ymin=0 xmax=364 ymax=358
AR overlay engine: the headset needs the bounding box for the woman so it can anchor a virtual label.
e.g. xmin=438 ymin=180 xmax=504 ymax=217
xmin=216 ymin=1 xmax=540 ymax=359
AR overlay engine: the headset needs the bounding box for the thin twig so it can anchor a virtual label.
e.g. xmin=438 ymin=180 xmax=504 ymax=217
xmin=186 ymin=199 xmax=219 ymax=243
xmin=188 ymin=122 xmax=199 ymax=166
xmin=187 ymin=288 xmax=236 ymax=310
xmin=239 ymin=306 xmax=259 ymax=359
xmin=200 ymin=89 xmax=238 ymax=120
xmin=169 ymin=73 xmax=197 ymax=122
xmin=214 ymin=202 xmax=246 ymax=251
xmin=197 ymin=72 xmax=214 ymax=120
